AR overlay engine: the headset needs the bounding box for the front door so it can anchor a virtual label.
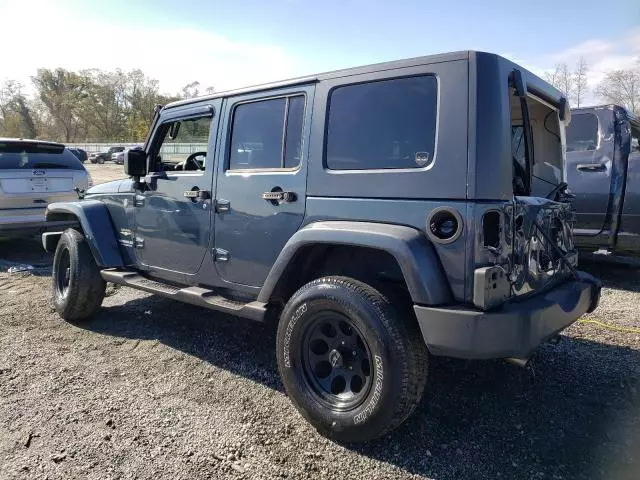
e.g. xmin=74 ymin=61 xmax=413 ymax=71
xmin=213 ymin=86 xmax=314 ymax=287
xmin=135 ymin=102 xmax=220 ymax=276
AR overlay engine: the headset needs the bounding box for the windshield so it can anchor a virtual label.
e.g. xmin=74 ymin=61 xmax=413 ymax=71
xmin=0 ymin=147 xmax=85 ymax=170
xmin=566 ymin=113 xmax=599 ymax=152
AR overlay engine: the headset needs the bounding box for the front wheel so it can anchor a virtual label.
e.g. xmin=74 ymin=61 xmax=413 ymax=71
xmin=52 ymin=229 xmax=106 ymax=322
xmin=276 ymin=276 xmax=428 ymax=442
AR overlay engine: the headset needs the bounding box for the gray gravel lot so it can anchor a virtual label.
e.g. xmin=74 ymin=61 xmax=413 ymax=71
xmin=0 ymin=163 xmax=638 ymax=479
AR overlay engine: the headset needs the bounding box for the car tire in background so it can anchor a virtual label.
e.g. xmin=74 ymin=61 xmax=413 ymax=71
xmin=52 ymin=228 xmax=106 ymax=322
xmin=276 ymin=276 xmax=429 ymax=443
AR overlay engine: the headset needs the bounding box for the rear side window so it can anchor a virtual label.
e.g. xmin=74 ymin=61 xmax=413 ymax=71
xmin=566 ymin=113 xmax=599 ymax=152
xmin=326 ymin=75 xmax=438 ymax=170
xmin=229 ymin=95 xmax=306 ymax=170
xmin=0 ymin=146 xmax=84 ymax=170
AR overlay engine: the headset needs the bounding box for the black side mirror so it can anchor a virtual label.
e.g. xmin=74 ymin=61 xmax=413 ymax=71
xmin=124 ymin=149 xmax=147 ymax=178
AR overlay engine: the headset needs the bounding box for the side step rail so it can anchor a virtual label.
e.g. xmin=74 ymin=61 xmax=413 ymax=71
xmin=101 ymin=269 xmax=266 ymax=322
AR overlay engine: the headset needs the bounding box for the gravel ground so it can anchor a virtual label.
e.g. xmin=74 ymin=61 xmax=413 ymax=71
xmin=85 ymin=163 xmax=127 ymax=186
xmin=0 ymin=164 xmax=638 ymax=479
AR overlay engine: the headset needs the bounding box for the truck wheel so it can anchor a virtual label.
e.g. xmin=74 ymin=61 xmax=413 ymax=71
xmin=97 ymin=157 xmax=104 ymax=164
xmin=276 ymin=276 xmax=428 ymax=442
xmin=52 ymin=229 xmax=106 ymax=322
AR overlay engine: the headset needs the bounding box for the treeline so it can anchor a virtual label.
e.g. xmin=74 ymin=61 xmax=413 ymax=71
xmin=543 ymin=56 xmax=639 ymax=114
xmin=2 ymin=58 xmax=639 ymax=143
xmin=0 ymin=68 xmax=213 ymax=143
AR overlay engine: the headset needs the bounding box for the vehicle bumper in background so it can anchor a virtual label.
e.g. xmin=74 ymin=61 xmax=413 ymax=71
xmin=0 ymin=209 xmax=77 ymax=235
xmin=414 ymin=271 xmax=601 ymax=360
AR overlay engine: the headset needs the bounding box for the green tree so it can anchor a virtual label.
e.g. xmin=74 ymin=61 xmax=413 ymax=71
xmin=0 ymin=80 xmax=38 ymax=138
xmin=32 ymin=68 xmax=88 ymax=142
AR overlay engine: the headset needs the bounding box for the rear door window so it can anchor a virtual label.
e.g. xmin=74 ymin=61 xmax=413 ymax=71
xmin=0 ymin=145 xmax=85 ymax=170
xmin=326 ymin=75 xmax=438 ymax=170
xmin=229 ymin=95 xmax=306 ymax=170
xmin=566 ymin=113 xmax=599 ymax=152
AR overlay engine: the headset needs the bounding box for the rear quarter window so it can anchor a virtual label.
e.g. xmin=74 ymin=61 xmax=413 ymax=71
xmin=325 ymin=75 xmax=438 ymax=170
xmin=0 ymin=147 xmax=85 ymax=170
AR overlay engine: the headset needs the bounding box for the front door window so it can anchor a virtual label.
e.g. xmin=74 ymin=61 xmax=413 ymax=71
xmin=153 ymin=116 xmax=212 ymax=172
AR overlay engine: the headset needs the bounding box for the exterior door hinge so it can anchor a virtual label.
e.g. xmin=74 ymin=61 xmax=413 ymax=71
xmin=213 ymin=248 xmax=229 ymax=262
xmin=134 ymin=195 xmax=145 ymax=207
xmin=134 ymin=237 xmax=145 ymax=249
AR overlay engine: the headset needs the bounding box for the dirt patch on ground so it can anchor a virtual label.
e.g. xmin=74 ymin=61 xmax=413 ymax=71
xmin=85 ymin=163 xmax=126 ymax=186
xmin=0 ymin=233 xmax=639 ymax=477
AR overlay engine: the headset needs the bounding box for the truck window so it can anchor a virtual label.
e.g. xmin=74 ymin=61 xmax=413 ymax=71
xmin=326 ymin=75 xmax=437 ymax=170
xmin=229 ymin=95 xmax=305 ymax=170
xmin=566 ymin=113 xmax=599 ymax=152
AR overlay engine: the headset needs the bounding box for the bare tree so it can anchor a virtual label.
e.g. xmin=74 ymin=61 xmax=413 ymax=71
xmin=573 ymin=57 xmax=589 ymax=108
xmin=181 ymin=81 xmax=201 ymax=99
xmin=595 ymin=61 xmax=640 ymax=115
xmin=544 ymin=63 xmax=573 ymax=104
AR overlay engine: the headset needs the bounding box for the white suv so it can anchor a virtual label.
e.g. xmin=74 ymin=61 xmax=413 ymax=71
xmin=0 ymin=138 xmax=90 ymax=237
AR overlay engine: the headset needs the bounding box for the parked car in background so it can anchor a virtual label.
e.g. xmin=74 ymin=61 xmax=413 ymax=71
xmin=68 ymin=147 xmax=88 ymax=163
xmin=89 ymin=146 xmax=125 ymax=164
xmin=113 ymin=145 xmax=142 ymax=164
xmin=0 ymin=138 xmax=91 ymax=237
xmin=566 ymin=105 xmax=640 ymax=255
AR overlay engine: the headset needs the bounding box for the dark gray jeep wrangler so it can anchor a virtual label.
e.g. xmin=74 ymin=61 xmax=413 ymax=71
xmin=42 ymin=51 xmax=601 ymax=442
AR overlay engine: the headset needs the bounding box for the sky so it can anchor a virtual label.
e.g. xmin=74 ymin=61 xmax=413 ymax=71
xmin=1 ymin=0 xmax=639 ymax=106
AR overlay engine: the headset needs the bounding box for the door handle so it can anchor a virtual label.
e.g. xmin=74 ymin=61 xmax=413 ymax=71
xmin=262 ymin=191 xmax=297 ymax=203
xmin=183 ymin=189 xmax=210 ymax=200
xmin=577 ymin=163 xmax=606 ymax=172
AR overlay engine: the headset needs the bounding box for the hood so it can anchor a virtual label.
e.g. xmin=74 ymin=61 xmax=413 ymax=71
xmin=86 ymin=178 xmax=133 ymax=195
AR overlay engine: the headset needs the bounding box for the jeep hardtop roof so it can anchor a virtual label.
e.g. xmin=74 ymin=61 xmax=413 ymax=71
xmin=164 ymin=50 xmax=564 ymax=112
xmin=164 ymin=50 xmax=469 ymax=111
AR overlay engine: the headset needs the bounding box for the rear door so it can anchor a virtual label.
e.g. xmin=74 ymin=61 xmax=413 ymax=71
xmin=621 ymin=122 xmax=640 ymax=235
xmin=213 ymin=85 xmax=313 ymax=287
xmin=566 ymin=110 xmax=613 ymax=234
xmin=0 ymin=143 xmax=86 ymax=211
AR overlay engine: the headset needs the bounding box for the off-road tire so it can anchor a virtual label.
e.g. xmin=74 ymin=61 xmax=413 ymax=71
xmin=276 ymin=276 xmax=428 ymax=442
xmin=52 ymin=229 xmax=106 ymax=322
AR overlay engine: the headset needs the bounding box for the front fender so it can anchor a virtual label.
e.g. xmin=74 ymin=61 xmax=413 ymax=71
xmin=258 ymin=221 xmax=452 ymax=305
xmin=45 ymin=200 xmax=124 ymax=267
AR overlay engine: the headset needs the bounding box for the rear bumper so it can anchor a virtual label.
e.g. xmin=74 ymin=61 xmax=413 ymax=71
xmin=414 ymin=271 xmax=601 ymax=360
xmin=0 ymin=209 xmax=78 ymax=234
xmin=0 ymin=209 xmax=46 ymax=233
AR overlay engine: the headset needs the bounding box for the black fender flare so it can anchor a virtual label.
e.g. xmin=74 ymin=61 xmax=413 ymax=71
xmin=44 ymin=200 xmax=124 ymax=268
xmin=258 ymin=221 xmax=452 ymax=305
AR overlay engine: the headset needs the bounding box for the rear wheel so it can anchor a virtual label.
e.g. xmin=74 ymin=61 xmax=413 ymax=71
xmin=276 ymin=276 xmax=428 ymax=442
xmin=52 ymin=229 xmax=106 ymax=321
